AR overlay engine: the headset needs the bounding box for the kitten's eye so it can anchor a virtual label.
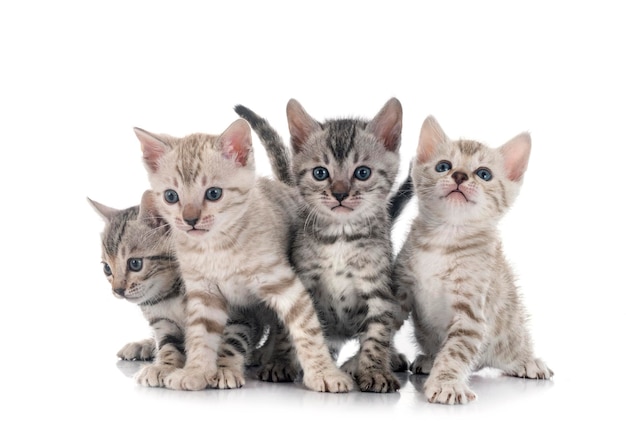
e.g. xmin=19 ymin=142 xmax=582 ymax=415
xmin=164 ymin=189 xmax=179 ymax=204
xmin=312 ymin=167 xmax=330 ymax=181
xmin=475 ymin=168 xmax=493 ymax=181
xmin=128 ymin=258 xmax=143 ymax=272
xmin=103 ymin=263 xmax=112 ymax=276
xmin=354 ymin=166 xmax=371 ymax=181
xmin=435 ymin=161 xmax=452 ymax=173
xmin=205 ymin=187 xmax=223 ymax=201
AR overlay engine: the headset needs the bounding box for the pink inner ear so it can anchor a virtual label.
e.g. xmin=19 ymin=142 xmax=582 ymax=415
xmin=501 ymin=133 xmax=531 ymax=182
xmin=367 ymin=98 xmax=403 ymax=152
xmin=417 ymin=116 xmax=447 ymax=163
xmin=219 ymin=120 xmax=252 ymax=167
xmin=135 ymin=128 xmax=167 ymax=173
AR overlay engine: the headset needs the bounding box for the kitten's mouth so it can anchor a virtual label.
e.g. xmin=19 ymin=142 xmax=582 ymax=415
xmin=186 ymin=227 xmax=209 ymax=236
xmin=446 ymin=190 xmax=469 ymax=202
xmin=331 ymin=205 xmax=354 ymax=214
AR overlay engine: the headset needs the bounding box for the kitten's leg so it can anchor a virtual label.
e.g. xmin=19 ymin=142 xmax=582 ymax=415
xmin=390 ymin=343 xmax=410 ymax=372
xmin=423 ymin=312 xmax=485 ymax=405
xmin=164 ymin=287 xmax=228 ymax=391
xmin=117 ymin=338 xmax=155 ymax=361
xmin=136 ymin=319 xmax=185 ymax=387
xmin=260 ymin=268 xmax=353 ymax=393
xmin=490 ymin=329 xmax=554 ymax=380
xmin=255 ymin=321 xmax=301 ymax=383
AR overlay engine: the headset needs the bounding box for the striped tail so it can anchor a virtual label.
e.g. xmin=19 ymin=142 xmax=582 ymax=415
xmin=388 ymin=172 xmax=413 ymax=222
xmin=234 ymin=104 xmax=294 ymax=186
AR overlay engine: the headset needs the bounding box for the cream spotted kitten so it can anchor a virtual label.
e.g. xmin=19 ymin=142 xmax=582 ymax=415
xmin=89 ymin=191 xmax=273 ymax=388
xmin=135 ymin=118 xmax=353 ymax=392
xmin=235 ymin=99 xmax=408 ymax=392
xmin=393 ymin=116 xmax=553 ymax=405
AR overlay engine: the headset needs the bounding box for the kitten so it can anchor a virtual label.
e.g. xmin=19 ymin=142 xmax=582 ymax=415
xmin=134 ymin=119 xmax=353 ymax=392
xmin=393 ymin=115 xmax=553 ymax=405
xmin=235 ymin=99 xmax=409 ymax=393
xmin=89 ymin=191 xmax=274 ymax=387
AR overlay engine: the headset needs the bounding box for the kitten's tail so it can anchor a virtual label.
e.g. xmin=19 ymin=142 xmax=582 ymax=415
xmin=388 ymin=167 xmax=414 ymax=222
xmin=234 ymin=104 xmax=294 ymax=186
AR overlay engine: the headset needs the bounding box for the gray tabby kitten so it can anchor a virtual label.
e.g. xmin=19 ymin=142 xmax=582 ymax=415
xmin=235 ymin=99 xmax=408 ymax=393
xmin=135 ymin=118 xmax=353 ymax=392
xmin=89 ymin=191 xmax=274 ymax=388
xmin=393 ymin=115 xmax=553 ymax=405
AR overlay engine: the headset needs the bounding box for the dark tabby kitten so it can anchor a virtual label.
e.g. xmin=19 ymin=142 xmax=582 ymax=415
xmin=89 ymin=191 xmax=275 ymax=387
xmin=235 ymin=99 xmax=409 ymax=393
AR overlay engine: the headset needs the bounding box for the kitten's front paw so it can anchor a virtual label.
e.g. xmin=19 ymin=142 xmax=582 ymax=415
xmin=257 ymin=361 xmax=300 ymax=383
xmin=210 ymin=367 xmax=246 ymax=389
xmin=135 ymin=363 xmax=176 ymax=387
xmin=391 ymin=351 xmax=410 ymax=372
xmin=423 ymin=377 xmax=476 ymax=405
xmin=410 ymin=354 xmax=434 ymax=374
xmin=356 ymin=368 xmax=400 ymax=393
xmin=339 ymin=355 xmax=359 ymax=377
xmin=164 ymin=368 xmax=212 ymax=391
xmin=303 ymin=368 xmax=354 ymax=393
xmin=510 ymin=358 xmax=554 ymax=380
xmin=117 ymin=339 xmax=155 ymax=361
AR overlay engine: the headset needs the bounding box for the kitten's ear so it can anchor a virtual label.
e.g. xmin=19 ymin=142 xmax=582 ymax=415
xmin=417 ymin=116 xmax=448 ymax=163
xmin=366 ymin=97 xmax=403 ymax=152
xmin=286 ymin=99 xmax=322 ymax=153
xmin=87 ymin=197 xmax=118 ymax=223
xmin=499 ymin=132 xmax=531 ymax=182
xmin=134 ymin=127 xmax=170 ymax=173
xmin=138 ymin=190 xmax=168 ymax=229
xmin=216 ymin=119 xmax=253 ymax=167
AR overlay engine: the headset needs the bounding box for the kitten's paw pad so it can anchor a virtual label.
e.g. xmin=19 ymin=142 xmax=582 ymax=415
xmin=410 ymin=354 xmax=434 ymax=374
xmin=423 ymin=379 xmax=476 ymax=405
xmin=135 ymin=364 xmax=176 ymax=387
xmin=210 ymin=368 xmax=246 ymax=389
xmin=512 ymin=358 xmax=554 ymax=380
xmin=164 ymin=368 xmax=211 ymax=391
xmin=258 ymin=362 xmax=300 ymax=383
xmin=117 ymin=339 xmax=155 ymax=361
xmin=303 ymin=369 xmax=354 ymax=393
xmin=357 ymin=369 xmax=400 ymax=393
xmin=391 ymin=352 xmax=410 ymax=372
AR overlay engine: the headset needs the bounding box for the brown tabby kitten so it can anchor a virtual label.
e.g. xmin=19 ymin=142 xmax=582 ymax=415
xmin=135 ymin=119 xmax=353 ymax=392
xmin=235 ymin=99 xmax=409 ymax=393
xmin=90 ymin=191 xmax=278 ymax=387
xmin=393 ymin=116 xmax=553 ymax=405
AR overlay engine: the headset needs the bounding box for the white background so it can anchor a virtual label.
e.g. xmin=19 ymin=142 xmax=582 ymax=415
xmin=1 ymin=1 xmax=624 ymax=440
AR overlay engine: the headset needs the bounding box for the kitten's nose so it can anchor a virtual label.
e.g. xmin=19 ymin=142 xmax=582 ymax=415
xmin=184 ymin=217 xmax=198 ymax=227
xmin=114 ymin=288 xmax=126 ymax=297
xmin=332 ymin=192 xmax=349 ymax=202
xmin=452 ymin=171 xmax=468 ymax=185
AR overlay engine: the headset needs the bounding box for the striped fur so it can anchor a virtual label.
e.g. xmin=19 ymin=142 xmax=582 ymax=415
xmin=135 ymin=119 xmax=353 ymax=392
xmin=393 ymin=116 xmax=553 ymax=405
xmin=89 ymin=192 xmax=273 ymax=388
xmin=236 ymin=99 xmax=409 ymax=393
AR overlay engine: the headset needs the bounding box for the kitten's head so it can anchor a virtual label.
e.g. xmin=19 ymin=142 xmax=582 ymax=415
xmin=412 ymin=115 xmax=531 ymax=224
xmin=286 ymin=98 xmax=402 ymax=223
xmin=135 ymin=119 xmax=255 ymax=238
xmin=88 ymin=191 xmax=177 ymax=304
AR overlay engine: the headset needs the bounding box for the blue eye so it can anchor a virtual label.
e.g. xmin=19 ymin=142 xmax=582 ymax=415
xmin=475 ymin=168 xmax=492 ymax=181
xmin=164 ymin=189 xmax=179 ymax=204
xmin=354 ymin=166 xmax=371 ymax=181
xmin=312 ymin=167 xmax=330 ymax=181
xmin=103 ymin=263 xmax=112 ymax=276
xmin=435 ymin=161 xmax=452 ymax=173
xmin=205 ymin=187 xmax=223 ymax=201
xmin=128 ymin=258 xmax=143 ymax=272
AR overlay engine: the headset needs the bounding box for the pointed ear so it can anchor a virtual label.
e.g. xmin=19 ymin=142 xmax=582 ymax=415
xmin=417 ymin=115 xmax=448 ymax=164
xmin=216 ymin=119 xmax=253 ymax=167
xmin=286 ymin=99 xmax=322 ymax=153
xmin=87 ymin=197 xmax=119 ymax=223
xmin=500 ymin=132 xmax=531 ymax=182
xmin=366 ymin=97 xmax=403 ymax=152
xmin=138 ymin=190 xmax=168 ymax=229
xmin=134 ymin=127 xmax=170 ymax=173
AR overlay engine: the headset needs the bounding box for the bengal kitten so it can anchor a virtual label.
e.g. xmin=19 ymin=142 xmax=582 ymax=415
xmin=393 ymin=115 xmax=553 ymax=405
xmin=235 ymin=99 xmax=409 ymax=393
xmin=134 ymin=118 xmax=353 ymax=392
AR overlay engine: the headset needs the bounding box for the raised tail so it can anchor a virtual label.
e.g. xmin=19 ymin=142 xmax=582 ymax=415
xmin=388 ymin=170 xmax=414 ymax=222
xmin=234 ymin=104 xmax=294 ymax=186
